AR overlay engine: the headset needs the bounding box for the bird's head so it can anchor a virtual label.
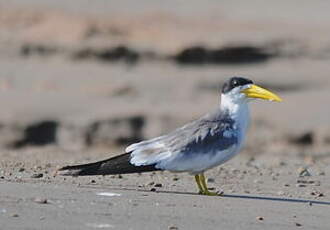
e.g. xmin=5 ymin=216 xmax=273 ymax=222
xmin=221 ymin=77 xmax=282 ymax=106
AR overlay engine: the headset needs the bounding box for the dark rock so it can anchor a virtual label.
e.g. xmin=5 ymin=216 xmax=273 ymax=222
xmin=20 ymin=44 xmax=57 ymax=57
xmin=73 ymin=46 xmax=139 ymax=64
xmin=175 ymin=47 xmax=208 ymax=64
xmin=175 ymin=45 xmax=273 ymax=65
xmin=289 ymin=132 xmax=314 ymax=145
xmin=10 ymin=121 xmax=58 ymax=148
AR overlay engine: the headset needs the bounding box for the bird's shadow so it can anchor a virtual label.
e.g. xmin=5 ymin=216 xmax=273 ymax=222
xmin=83 ymin=185 xmax=330 ymax=206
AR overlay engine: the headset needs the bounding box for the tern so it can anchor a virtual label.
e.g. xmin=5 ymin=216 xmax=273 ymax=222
xmin=58 ymin=77 xmax=282 ymax=195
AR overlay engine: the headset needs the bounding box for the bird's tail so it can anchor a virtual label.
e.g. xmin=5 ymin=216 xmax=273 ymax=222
xmin=57 ymin=153 xmax=159 ymax=176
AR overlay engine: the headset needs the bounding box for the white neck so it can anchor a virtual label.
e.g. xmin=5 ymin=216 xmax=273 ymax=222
xmin=220 ymin=93 xmax=250 ymax=132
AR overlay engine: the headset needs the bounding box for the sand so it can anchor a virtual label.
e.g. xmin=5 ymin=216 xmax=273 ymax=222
xmin=0 ymin=1 xmax=330 ymax=229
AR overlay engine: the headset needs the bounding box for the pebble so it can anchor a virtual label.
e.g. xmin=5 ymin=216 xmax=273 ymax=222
xmin=33 ymin=197 xmax=48 ymax=204
xmin=297 ymin=167 xmax=311 ymax=177
xmin=11 ymin=213 xmax=19 ymax=217
xmin=150 ymin=188 xmax=156 ymax=192
xmin=296 ymin=184 xmax=306 ymax=188
xmin=296 ymin=179 xmax=321 ymax=186
xmin=154 ymin=183 xmax=162 ymax=187
xmin=297 ymin=180 xmax=314 ymax=184
xmin=310 ymin=191 xmax=324 ymax=197
xmin=279 ymin=161 xmax=286 ymax=166
xmin=31 ymin=173 xmax=43 ymax=178
xmin=18 ymin=168 xmax=25 ymax=172
xmin=256 ymin=216 xmax=264 ymax=221
xmin=207 ymin=178 xmax=215 ymax=183
xmin=169 ymin=226 xmax=178 ymax=230
xmin=295 ymin=222 xmax=302 ymax=227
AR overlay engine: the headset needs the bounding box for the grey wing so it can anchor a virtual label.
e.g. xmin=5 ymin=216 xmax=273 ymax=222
xmin=126 ymin=116 xmax=238 ymax=167
xmin=166 ymin=118 xmax=238 ymax=160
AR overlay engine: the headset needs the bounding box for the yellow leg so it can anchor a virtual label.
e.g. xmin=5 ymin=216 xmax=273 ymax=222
xmin=199 ymin=173 xmax=220 ymax=196
xmin=194 ymin=175 xmax=204 ymax=194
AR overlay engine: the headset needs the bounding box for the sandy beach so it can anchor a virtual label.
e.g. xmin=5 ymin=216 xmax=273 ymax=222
xmin=0 ymin=1 xmax=330 ymax=229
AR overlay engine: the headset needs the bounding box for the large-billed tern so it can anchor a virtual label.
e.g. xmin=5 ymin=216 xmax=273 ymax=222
xmin=58 ymin=77 xmax=282 ymax=195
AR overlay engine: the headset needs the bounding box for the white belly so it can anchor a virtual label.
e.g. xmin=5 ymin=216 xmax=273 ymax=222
xmin=156 ymin=143 xmax=242 ymax=174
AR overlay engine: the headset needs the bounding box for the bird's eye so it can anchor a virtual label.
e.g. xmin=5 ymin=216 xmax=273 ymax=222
xmin=232 ymin=80 xmax=238 ymax=86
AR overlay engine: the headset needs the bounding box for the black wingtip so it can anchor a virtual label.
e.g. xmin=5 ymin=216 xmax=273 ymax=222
xmin=57 ymin=165 xmax=85 ymax=176
xmin=57 ymin=157 xmax=113 ymax=176
xmin=57 ymin=153 xmax=160 ymax=176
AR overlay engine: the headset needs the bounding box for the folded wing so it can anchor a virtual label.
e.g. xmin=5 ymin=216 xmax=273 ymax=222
xmin=126 ymin=113 xmax=238 ymax=170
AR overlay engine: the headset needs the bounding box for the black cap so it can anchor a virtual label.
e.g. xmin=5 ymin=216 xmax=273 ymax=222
xmin=222 ymin=77 xmax=253 ymax=94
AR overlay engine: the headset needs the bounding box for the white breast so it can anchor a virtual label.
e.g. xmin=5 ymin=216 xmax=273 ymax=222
xmin=160 ymin=100 xmax=250 ymax=174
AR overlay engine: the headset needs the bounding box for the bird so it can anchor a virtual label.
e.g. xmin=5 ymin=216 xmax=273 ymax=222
xmin=58 ymin=76 xmax=282 ymax=195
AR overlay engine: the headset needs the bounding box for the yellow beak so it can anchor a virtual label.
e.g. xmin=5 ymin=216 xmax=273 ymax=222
xmin=241 ymin=84 xmax=282 ymax=102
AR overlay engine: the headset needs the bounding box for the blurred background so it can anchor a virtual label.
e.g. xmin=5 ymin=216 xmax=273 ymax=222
xmin=0 ymin=0 xmax=330 ymax=166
